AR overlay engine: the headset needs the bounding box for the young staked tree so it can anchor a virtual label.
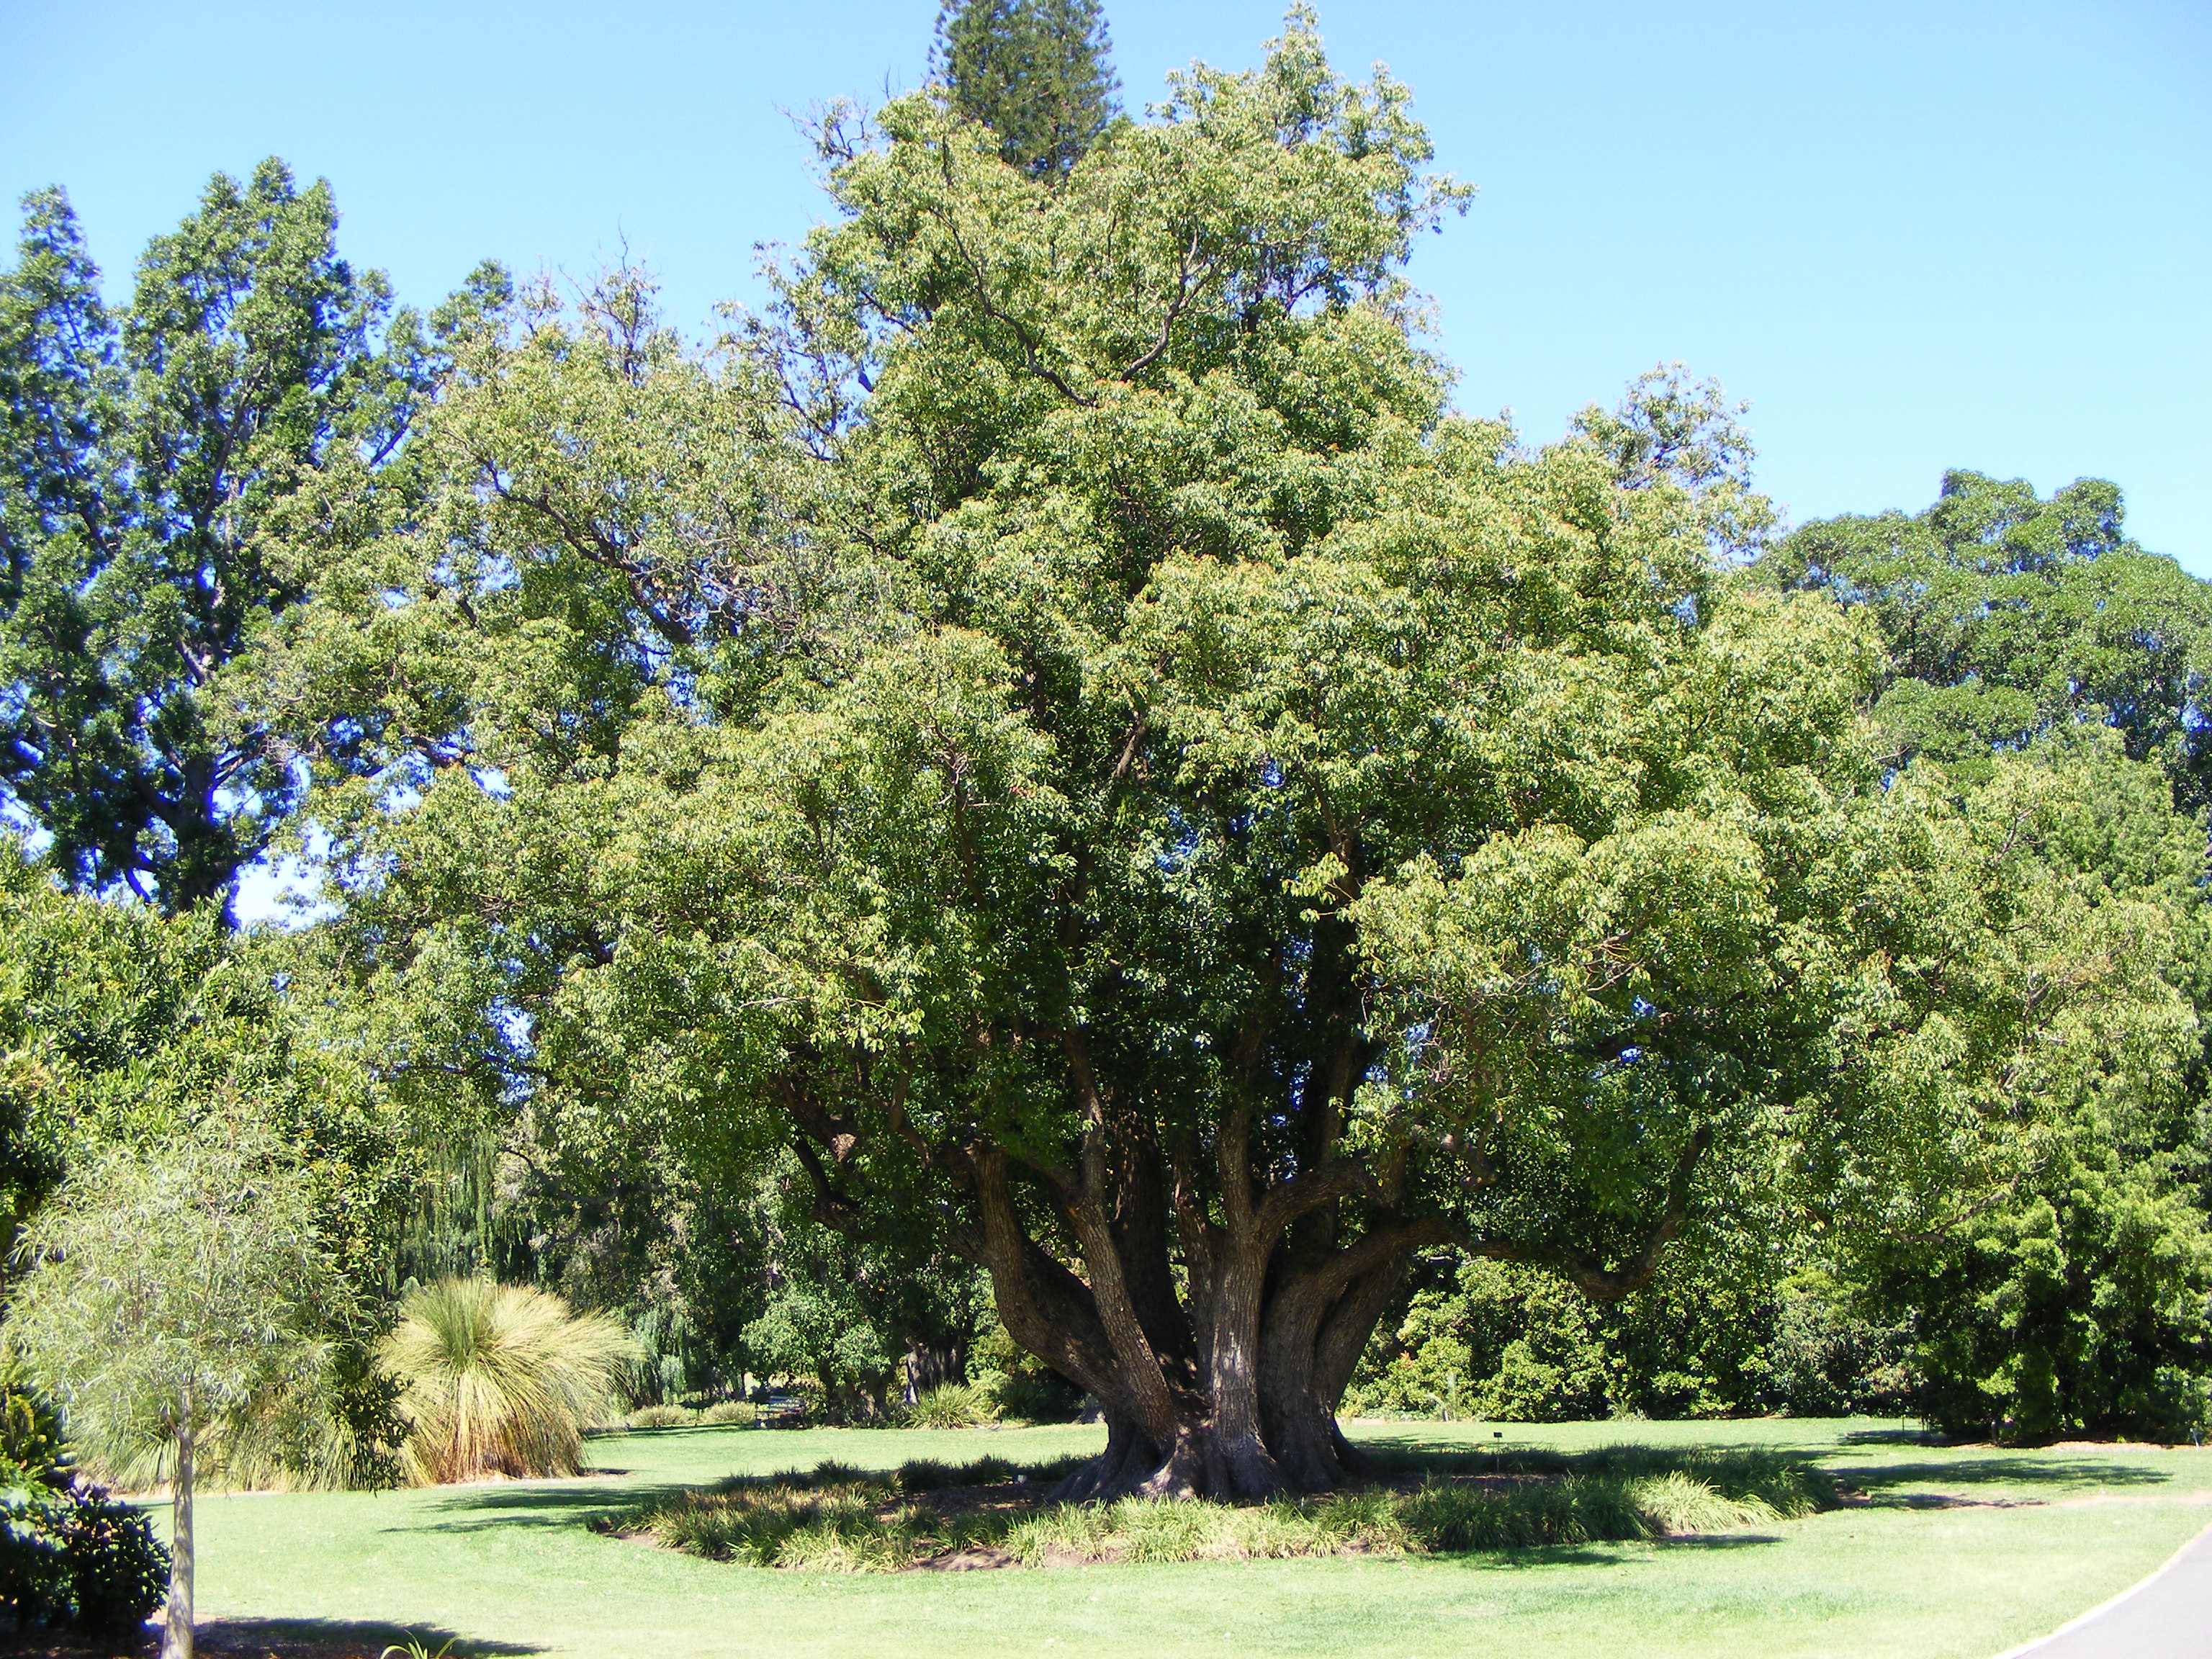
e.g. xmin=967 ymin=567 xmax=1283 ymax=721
xmin=932 ymin=0 xmax=1120 ymax=176
xmin=0 ymin=166 xmax=497 ymax=921
xmin=272 ymin=15 xmax=2196 ymax=1498
xmin=6 ymin=1115 xmax=346 ymax=1659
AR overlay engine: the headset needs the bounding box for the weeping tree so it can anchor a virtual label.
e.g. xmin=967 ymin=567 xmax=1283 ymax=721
xmin=6 ymin=1117 xmax=347 ymax=1659
xmin=269 ymin=14 xmax=2194 ymax=1498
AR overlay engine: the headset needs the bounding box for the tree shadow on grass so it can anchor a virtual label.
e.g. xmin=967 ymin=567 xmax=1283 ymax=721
xmin=407 ymin=1479 xmax=691 ymax=1535
xmin=1832 ymin=1456 xmax=2172 ymax=1506
xmin=197 ymin=1619 xmax=543 ymax=1657
xmin=1351 ymin=1437 xmax=1837 ymax=1479
xmin=0 ymin=1619 xmax=549 ymax=1659
xmin=1430 ymin=1532 xmax=1789 ymax=1571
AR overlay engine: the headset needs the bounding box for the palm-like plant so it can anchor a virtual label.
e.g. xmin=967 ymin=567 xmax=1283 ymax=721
xmin=380 ymin=1280 xmax=633 ymax=1485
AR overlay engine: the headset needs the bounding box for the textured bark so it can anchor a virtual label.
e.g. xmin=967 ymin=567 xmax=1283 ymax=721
xmin=783 ymin=965 xmax=1712 ymax=1503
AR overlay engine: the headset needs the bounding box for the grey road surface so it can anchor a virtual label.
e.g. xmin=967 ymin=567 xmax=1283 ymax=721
xmin=2005 ymin=1522 xmax=2212 ymax=1658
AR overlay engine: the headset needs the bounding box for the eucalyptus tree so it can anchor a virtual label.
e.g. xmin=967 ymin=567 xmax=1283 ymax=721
xmin=279 ymin=16 xmax=2193 ymax=1494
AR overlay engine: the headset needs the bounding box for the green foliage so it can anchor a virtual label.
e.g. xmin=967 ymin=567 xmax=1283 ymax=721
xmin=245 ymin=12 xmax=2203 ymax=1491
xmin=932 ymin=0 xmax=1121 ymax=177
xmin=894 ymin=1452 xmax=1025 ymax=1491
xmin=0 ymin=166 xmax=489 ymax=916
xmin=968 ymin=1309 xmax=1084 ymax=1423
xmin=1886 ymin=1133 xmax=2212 ymax=1442
xmin=0 ymin=1485 xmax=170 ymax=1632
xmin=626 ymin=1403 xmax=697 ymax=1430
xmin=5 ymin=1112 xmax=351 ymax=1485
xmin=1349 ymin=1238 xmax=1913 ymax=1424
xmin=0 ymin=841 xmax=416 ymax=1285
xmin=1757 ymin=469 xmax=2212 ymax=813
xmin=631 ymin=1444 xmax=1836 ymax=1569
xmin=381 ymin=1277 xmax=634 ymax=1483
xmin=0 ymin=843 xmax=417 ymax=1490
xmin=737 ymin=1183 xmax=988 ymax=1423
xmin=902 ymin=1384 xmax=1000 ymax=1429
xmin=0 ymin=1371 xmax=70 ymax=1493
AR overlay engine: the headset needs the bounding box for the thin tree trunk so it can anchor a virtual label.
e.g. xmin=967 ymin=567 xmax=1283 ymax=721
xmin=161 ymin=1390 xmax=194 ymax=1659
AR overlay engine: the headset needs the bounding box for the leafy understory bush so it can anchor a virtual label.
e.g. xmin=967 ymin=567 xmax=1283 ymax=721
xmin=618 ymin=1446 xmax=1836 ymax=1570
xmin=0 ymin=1485 xmax=170 ymax=1631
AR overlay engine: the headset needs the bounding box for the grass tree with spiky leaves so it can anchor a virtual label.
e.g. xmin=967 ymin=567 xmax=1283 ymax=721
xmin=380 ymin=1278 xmax=632 ymax=1485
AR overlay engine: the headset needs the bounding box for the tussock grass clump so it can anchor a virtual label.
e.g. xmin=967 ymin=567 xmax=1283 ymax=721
xmin=626 ymin=1404 xmax=697 ymax=1430
xmin=901 ymin=1384 xmax=1000 ymax=1429
xmin=383 ymin=1278 xmax=635 ymax=1485
xmin=1001 ymin=1491 xmax=1413 ymax=1565
xmin=643 ymin=1478 xmax=927 ymax=1570
xmin=1401 ymin=1475 xmax=1640 ymax=1550
xmin=620 ymin=1444 xmax=1838 ymax=1571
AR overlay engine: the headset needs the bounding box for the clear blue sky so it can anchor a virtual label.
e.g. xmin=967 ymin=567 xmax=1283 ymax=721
xmin=4 ymin=1 xmax=2208 ymax=567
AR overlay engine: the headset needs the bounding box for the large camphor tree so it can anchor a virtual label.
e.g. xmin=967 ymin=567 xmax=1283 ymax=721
xmin=279 ymin=14 xmax=2193 ymax=1496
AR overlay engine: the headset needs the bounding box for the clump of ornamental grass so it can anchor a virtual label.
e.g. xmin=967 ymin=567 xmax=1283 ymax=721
xmin=901 ymin=1383 xmax=1000 ymax=1429
xmin=382 ymin=1278 xmax=635 ymax=1484
xmin=639 ymin=1475 xmax=928 ymax=1569
xmin=894 ymin=1454 xmax=1022 ymax=1492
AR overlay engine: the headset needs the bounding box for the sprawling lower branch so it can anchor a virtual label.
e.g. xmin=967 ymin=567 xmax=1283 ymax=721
xmin=785 ymin=1079 xmax=1711 ymax=1502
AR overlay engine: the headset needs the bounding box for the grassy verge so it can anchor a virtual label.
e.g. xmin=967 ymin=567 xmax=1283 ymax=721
xmin=162 ymin=1419 xmax=2212 ymax=1659
xmin=619 ymin=1444 xmax=1839 ymax=1569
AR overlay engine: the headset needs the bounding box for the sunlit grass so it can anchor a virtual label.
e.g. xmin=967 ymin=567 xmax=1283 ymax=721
xmin=170 ymin=1419 xmax=2212 ymax=1659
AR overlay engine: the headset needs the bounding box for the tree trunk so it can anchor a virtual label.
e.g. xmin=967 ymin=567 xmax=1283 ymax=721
xmin=161 ymin=1391 xmax=194 ymax=1659
xmin=790 ymin=1020 xmax=1705 ymax=1503
xmin=903 ymin=1339 xmax=968 ymax=1403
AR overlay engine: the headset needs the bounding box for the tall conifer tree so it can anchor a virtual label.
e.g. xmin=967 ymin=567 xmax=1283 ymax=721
xmin=932 ymin=0 xmax=1120 ymax=177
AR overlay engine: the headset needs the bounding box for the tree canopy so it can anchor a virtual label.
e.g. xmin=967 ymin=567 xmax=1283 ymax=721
xmin=0 ymin=166 xmax=501 ymax=920
xmin=1755 ymin=468 xmax=2212 ymax=814
xmin=2 ymin=6 xmax=2209 ymax=1495
xmin=933 ymin=0 xmax=1121 ymax=177
xmin=235 ymin=13 xmax=2205 ymax=1491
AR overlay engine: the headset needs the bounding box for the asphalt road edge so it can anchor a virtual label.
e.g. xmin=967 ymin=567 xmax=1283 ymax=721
xmin=1988 ymin=1518 xmax=2212 ymax=1659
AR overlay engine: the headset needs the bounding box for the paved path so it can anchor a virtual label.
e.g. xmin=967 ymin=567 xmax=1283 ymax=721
xmin=2002 ymin=1521 xmax=2212 ymax=1658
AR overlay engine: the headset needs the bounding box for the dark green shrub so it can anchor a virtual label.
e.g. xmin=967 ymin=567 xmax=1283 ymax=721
xmin=0 ymin=1503 xmax=68 ymax=1627
xmin=0 ymin=1487 xmax=167 ymax=1631
xmin=49 ymin=1491 xmax=167 ymax=1630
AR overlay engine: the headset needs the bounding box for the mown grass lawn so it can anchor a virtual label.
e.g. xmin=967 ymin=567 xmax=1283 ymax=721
xmin=162 ymin=1418 xmax=2211 ymax=1659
